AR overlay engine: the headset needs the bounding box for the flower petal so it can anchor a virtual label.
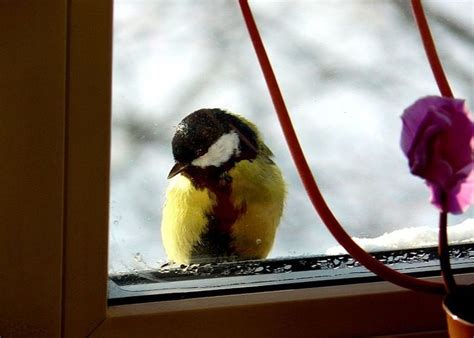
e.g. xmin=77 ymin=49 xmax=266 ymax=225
xmin=401 ymin=95 xmax=474 ymax=214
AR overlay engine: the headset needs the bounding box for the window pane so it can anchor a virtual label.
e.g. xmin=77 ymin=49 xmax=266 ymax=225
xmin=110 ymin=0 xmax=473 ymax=277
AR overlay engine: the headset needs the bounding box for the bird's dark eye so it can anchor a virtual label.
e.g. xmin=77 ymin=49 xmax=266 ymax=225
xmin=196 ymin=148 xmax=205 ymax=156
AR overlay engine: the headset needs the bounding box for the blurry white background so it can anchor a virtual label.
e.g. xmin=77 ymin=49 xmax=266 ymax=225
xmin=109 ymin=0 xmax=473 ymax=273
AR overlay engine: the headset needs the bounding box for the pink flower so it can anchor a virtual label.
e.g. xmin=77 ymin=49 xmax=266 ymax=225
xmin=401 ymin=96 xmax=474 ymax=214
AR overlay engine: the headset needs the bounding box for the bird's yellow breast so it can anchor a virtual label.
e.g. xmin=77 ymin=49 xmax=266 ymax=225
xmin=161 ymin=156 xmax=286 ymax=264
xmin=161 ymin=175 xmax=215 ymax=264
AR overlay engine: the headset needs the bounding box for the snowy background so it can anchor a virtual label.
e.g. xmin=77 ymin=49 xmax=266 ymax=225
xmin=109 ymin=0 xmax=473 ymax=273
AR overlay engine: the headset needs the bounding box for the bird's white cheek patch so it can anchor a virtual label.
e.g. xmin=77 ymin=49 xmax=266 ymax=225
xmin=192 ymin=131 xmax=240 ymax=168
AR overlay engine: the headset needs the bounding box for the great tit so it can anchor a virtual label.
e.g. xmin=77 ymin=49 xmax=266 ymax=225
xmin=161 ymin=108 xmax=286 ymax=264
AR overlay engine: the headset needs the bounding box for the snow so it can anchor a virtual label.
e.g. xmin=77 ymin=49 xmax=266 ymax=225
xmin=326 ymin=218 xmax=474 ymax=255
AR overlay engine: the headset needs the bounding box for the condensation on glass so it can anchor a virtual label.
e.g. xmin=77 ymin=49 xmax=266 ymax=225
xmin=109 ymin=0 xmax=474 ymax=286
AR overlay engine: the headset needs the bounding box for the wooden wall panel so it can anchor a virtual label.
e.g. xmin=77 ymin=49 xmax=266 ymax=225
xmin=0 ymin=1 xmax=67 ymax=337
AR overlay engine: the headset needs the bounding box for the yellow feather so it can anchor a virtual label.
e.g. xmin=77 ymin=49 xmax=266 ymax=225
xmin=161 ymin=174 xmax=216 ymax=264
xmin=229 ymin=156 xmax=286 ymax=259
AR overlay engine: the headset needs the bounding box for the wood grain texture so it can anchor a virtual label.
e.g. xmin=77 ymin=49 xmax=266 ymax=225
xmin=61 ymin=0 xmax=113 ymax=337
xmin=0 ymin=1 xmax=67 ymax=337
xmin=91 ymin=276 xmax=474 ymax=338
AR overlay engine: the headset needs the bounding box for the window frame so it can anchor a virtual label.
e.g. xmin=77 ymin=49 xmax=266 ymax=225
xmin=0 ymin=1 xmax=66 ymax=337
xmin=61 ymin=1 xmax=113 ymax=336
xmin=66 ymin=2 xmax=471 ymax=337
xmin=2 ymin=1 xmax=473 ymax=337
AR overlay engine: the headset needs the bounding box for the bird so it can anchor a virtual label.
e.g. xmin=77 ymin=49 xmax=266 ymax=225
xmin=161 ymin=108 xmax=286 ymax=265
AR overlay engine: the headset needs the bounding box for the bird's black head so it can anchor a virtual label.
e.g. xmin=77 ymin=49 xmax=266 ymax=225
xmin=169 ymin=108 xmax=259 ymax=179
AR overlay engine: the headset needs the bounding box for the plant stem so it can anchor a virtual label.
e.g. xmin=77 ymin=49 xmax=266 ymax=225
xmin=239 ymin=0 xmax=445 ymax=294
xmin=439 ymin=210 xmax=457 ymax=295
xmin=411 ymin=0 xmax=453 ymax=98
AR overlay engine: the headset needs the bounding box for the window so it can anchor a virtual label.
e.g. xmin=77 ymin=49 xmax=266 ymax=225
xmin=2 ymin=1 xmax=472 ymax=337
xmin=109 ymin=0 xmax=473 ymax=297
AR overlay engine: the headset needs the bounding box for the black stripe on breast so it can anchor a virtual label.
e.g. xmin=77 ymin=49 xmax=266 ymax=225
xmin=187 ymin=172 xmax=247 ymax=263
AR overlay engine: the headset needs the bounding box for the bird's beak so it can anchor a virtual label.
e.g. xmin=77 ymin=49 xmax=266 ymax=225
xmin=167 ymin=162 xmax=188 ymax=179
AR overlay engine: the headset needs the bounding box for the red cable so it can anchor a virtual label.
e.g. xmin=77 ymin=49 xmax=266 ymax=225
xmin=238 ymin=0 xmax=445 ymax=294
xmin=411 ymin=0 xmax=453 ymax=98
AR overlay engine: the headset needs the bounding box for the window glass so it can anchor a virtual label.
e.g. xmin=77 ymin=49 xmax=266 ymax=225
xmin=110 ymin=0 xmax=473 ymax=277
